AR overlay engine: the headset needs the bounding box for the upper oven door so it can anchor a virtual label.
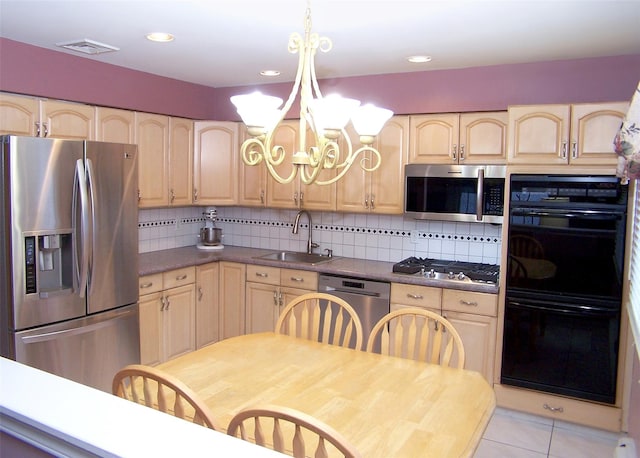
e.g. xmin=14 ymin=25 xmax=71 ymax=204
xmin=507 ymin=205 xmax=627 ymax=301
xmin=404 ymin=164 xmax=505 ymax=223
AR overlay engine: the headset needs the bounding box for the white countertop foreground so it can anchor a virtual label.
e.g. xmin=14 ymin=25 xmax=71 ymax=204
xmin=0 ymin=357 xmax=283 ymax=457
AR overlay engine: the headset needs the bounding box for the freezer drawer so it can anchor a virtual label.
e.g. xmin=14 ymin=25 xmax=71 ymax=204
xmin=12 ymin=304 xmax=140 ymax=393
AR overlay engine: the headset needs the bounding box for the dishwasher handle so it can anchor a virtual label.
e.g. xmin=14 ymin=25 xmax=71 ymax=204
xmin=321 ymin=285 xmax=383 ymax=298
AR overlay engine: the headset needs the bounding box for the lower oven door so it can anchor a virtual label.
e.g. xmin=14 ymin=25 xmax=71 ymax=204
xmin=501 ymin=295 xmax=620 ymax=404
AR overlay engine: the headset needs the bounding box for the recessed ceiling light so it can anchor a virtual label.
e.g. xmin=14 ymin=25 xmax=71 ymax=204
xmin=260 ymin=70 xmax=281 ymax=77
xmin=146 ymin=32 xmax=174 ymax=42
xmin=407 ymin=55 xmax=432 ymax=63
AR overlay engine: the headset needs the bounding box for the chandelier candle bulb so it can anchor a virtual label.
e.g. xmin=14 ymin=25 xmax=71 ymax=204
xmin=231 ymin=6 xmax=393 ymax=186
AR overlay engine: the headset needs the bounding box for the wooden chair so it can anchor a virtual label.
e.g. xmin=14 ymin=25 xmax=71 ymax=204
xmin=509 ymin=235 xmax=545 ymax=259
xmin=227 ymin=404 xmax=361 ymax=458
xmin=112 ymin=364 xmax=220 ymax=430
xmin=275 ymin=292 xmax=364 ymax=350
xmin=366 ymin=308 xmax=465 ymax=368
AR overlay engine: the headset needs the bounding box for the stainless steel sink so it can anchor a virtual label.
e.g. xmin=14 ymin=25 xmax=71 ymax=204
xmin=255 ymin=251 xmax=337 ymax=265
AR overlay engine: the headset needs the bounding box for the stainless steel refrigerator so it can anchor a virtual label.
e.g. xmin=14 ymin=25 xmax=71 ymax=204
xmin=0 ymin=135 xmax=140 ymax=392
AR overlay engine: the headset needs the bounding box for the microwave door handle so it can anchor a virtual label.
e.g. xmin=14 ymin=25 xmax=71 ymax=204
xmin=476 ymin=168 xmax=484 ymax=221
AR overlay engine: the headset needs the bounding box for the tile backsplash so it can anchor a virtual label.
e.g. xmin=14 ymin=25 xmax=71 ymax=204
xmin=138 ymin=206 xmax=501 ymax=265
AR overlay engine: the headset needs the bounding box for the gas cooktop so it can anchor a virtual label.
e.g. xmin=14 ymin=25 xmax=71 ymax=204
xmin=393 ymin=257 xmax=499 ymax=285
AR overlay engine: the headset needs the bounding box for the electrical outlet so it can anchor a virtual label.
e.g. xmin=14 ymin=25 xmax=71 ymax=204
xmin=410 ymin=231 xmax=424 ymax=244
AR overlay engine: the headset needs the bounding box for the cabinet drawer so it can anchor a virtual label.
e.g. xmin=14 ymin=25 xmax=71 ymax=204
xmin=281 ymin=269 xmax=318 ymax=290
xmin=246 ymin=265 xmax=280 ymax=286
xmin=391 ymin=283 xmax=441 ymax=311
xmin=163 ymin=266 xmax=195 ymax=289
xmin=442 ymin=289 xmax=497 ymax=317
xmin=139 ymin=273 xmax=163 ymax=295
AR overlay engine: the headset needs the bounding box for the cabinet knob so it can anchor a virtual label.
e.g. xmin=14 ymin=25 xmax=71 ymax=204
xmin=452 ymin=144 xmax=458 ymax=161
xmin=140 ymin=282 xmax=153 ymax=289
xmin=193 ymin=188 xmax=198 ymax=201
xmin=459 ymin=144 xmax=465 ymax=161
xmin=459 ymin=300 xmax=478 ymax=307
xmin=407 ymin=293 xmax=423 ymax=300
xmin=198 ymin=287 xmax=203 ymax=301
xmin=170 ymin=189 xmax=175 ymax=202
xmin=176 ymin=274 xmax=188 ymax=281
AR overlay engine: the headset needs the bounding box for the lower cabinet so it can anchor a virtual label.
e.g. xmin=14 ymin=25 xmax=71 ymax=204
xmin=138 ymin=267 xmax=196 ymax=366
xmin=441 ymin=289 xmax=498 ymax=383
xmin=195 ymin=262 xmax=219 ymax=349
xmin=219 ymin=262 xmax=246 ymax=340
xmin=246 ymin=265 xmax=318 ymax=334
xmin=390 ymin=282 xmax=497 ymax=383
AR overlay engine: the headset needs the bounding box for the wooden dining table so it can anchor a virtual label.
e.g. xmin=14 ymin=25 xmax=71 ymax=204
xmin=157 ymin=332 xmax=496 ymax=457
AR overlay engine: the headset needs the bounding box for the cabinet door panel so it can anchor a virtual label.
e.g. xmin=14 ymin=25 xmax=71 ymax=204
xmin=194 ymin=121 xmax=238 ymax=205
xmin=0 ymin=93 xmax=39 ymax=136
xmin=139 ymin=292 xmax=163 ymax=366
xmin=266 ymin=121 xmax=300 ymax=208
xmin=409 ymin=114 xmax=458 ymax=163
xmin=238 ymin=127 xmax=267 ymax=206
xmin=163 ymin=285 xmax=196 ymax=361
xmin=246 ymin=282 xmax=279 ymax=334
xmin=443 ymin=311 xmax=496 ymax=383
xmin=508 ymin=105 xmax=570 ymax=164
xmin=96 ymin=107 xmax=134 ymax=143
xmin=136 ymin=112 xmax=170 ymax=207
xmin=570 ymin=102 xmax=628 ymax=166
xmin=219 ymin=262 xmax=246 ymax=339
xmin=459 ymin=112 xmax=507 ymax=164
xmin=42 ymin=100 xmax=95 ymax=140
xmin=370 ymin=116 xmax=408 ymax=214
xmin=196 ymin=263 xmax=219 ymax=349
xmin=169 ymin=117 xmax=193 ymax=206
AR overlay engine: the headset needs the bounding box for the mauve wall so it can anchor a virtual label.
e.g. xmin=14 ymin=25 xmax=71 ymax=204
xmin=2 ymin=38 xmax=640 ymax=120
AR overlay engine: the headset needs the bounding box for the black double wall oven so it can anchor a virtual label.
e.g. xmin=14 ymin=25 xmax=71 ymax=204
xmin=501 ymin=174 xmax=628 ymax=404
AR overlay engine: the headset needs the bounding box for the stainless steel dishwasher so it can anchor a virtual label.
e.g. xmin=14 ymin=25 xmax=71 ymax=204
xmin=318 ymin=273 xmax=390 ymax=351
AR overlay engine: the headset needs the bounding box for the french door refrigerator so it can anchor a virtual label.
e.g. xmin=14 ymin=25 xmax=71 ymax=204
xmin=0 ymin=135 xmax=140 ymax=392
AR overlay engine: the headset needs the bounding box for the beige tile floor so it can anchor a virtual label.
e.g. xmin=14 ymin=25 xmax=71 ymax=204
xmin=474 ymin=407 xmax=627 ymax=458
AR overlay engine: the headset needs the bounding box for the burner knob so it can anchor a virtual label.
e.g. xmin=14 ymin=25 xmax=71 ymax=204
xmin=448 ymin=271 xmax=455 ymax=279
xmin=428 ymin=269 xmax=436 ymax=278
xmin=457 ymin=272 xmax=466 ymax=280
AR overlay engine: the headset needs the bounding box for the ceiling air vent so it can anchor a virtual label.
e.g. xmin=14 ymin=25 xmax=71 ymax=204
xmin=56 ymin=39 xmax=119 ymax=55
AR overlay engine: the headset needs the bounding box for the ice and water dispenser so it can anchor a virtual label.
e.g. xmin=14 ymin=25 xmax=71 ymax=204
xmin=24 ymin=233 xmax=73 ymax=296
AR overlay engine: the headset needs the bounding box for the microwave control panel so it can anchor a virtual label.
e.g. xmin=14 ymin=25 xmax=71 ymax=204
xmin=484 ymin=180 xmax=504 ymax=215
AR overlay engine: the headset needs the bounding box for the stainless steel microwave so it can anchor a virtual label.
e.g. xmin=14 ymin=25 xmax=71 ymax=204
xmin=404 ymin=164 xmax=506 ymax=223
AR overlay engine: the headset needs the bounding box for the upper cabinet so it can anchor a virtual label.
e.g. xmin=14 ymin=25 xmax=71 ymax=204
xmin=409 ymin=112 xmax=507 ymax=164
xmin=96 ymin=107 xmax=135 ymax=143
xmin=507 ymin=102 xmax=628 ymax=165
xmin=194 ymin=121 xmax=239 ymax=206
xmin=0 ymin=93 xmax=95 ymax=139
xmin=136 ymin=113 xmax=193 ymax=208
xmin=135 ymin=112 xmax=170 ymax=207
xmin=169 ymin=117 xmax=194 ymax=206
xmin=238 ymin=120 xmax=336 ymax=211
xmin=337 ymin=115 xmax=409 ymax=214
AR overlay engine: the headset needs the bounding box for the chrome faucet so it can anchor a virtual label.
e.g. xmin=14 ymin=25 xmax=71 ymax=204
xmin=292 ymin=210 xmax=319 ymax=254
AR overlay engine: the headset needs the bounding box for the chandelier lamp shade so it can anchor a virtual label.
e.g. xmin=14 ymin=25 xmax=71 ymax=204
xmin=230 ymin=7 xmax=393 ymax=186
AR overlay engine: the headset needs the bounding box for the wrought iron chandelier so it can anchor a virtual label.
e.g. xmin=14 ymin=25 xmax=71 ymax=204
xmin=230 ymin=6 xmax=393 ymax=186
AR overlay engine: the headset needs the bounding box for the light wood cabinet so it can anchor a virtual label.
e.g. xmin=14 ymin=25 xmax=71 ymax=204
xmin=390 ymin=283 xmax=497 ymax=382
xmin=246 ymin=265 xmax=318 ymax=334
xmin=169 ymin=117 xmax=194 ymax=206
xmin=135 ymin=112 xmax=170 ymax=207
xmin=194 ymin=121 xmax=239 ymax=205
xmin=337 ymin=116 xmax=409 ymax=214
xmin=218 ymin=261 xmax=246 ymax=340
xmin=138 ymin=267 xmax=196 ymax=365
xmin=442 ymin=289 xmax=498 ymax=383
xmin=195 ymin=262 xmax=219 ymax=349
xmin=507 ymin=102 xmax=628 ymax=165
xmin=238 ymin=127 xmax=268 ymax=207
xmin=0 ymin=93 xmax=95 ymax=139
xmin=390 ymin=283 xmax=442 ymax=313
xmin=96 ymin=107 xmax=135 ymax=143
xmin=409 ymin=112 xmax=507 ymax=164
xmin=266 ymin=120 xmax=302 ymax=209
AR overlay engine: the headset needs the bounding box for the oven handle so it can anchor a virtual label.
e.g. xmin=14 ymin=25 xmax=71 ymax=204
xmin=511 ymin=207 xmax=625 ymax=219
xmin=508 ymin=300 xmax=618 ymax=317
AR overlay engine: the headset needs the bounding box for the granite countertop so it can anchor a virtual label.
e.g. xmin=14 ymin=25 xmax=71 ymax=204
xmin=139 ymin=245 xmax=499 ymax=294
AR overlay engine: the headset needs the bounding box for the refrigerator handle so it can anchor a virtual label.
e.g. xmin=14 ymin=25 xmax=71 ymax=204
xmin=72 ymin=159 xmax=90 ymax=298
xmin=86 ymin=158 xmax=96 ymax=295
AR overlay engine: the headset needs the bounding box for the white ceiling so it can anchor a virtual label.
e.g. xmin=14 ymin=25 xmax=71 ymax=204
xmin=1 ymin=0 xmax=639 ymax=88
